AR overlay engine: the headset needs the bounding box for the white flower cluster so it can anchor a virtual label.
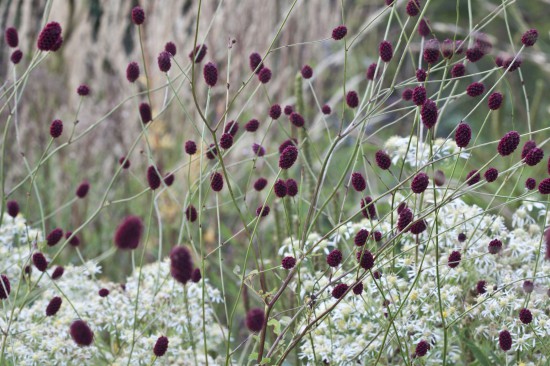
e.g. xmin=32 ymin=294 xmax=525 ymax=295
xmin=0 ymin=215 xmax=227 ymax=366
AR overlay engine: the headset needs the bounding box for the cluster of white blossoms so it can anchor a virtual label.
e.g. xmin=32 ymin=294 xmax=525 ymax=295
xmin=0 ymin=215 xmax=227 ymax=365
xmin=292 ymin=188 xmax=550 ymax=364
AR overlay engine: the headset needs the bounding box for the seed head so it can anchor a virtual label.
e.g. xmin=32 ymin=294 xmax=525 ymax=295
xmin=503 ymin=56 xmax=522 ymax=72
xmin=322 ymin=104 xmax=331 ymax=115
xmin=360 ymin=196 xmax=377 ymax=219
xmin=76 ymin=180 xmax=90 ymax=198
xmin=70 ymin=320 xmax=94 ymax=346
xmin=164 ymin=41 xmax=176 ymax=56
xmin=245 ymin=119 xmax=259 ymax=132
xmin=525 ymin=178 xmax=536 ymax=190
xmin=410 ymin=219 xmax=427 ymax=234
xmin=488 ymin=239 xmax=502 ymax=254
xmin=466 ymin=170 xmax=480 ymax=186
xmin=466 ymin=82 xmax=485 ymax=97
xmin=301 ymin=65 xmax=313 ymax=79
xmin=539 ymin=178 xmax=550 ymax=194
xmin=326 ymin=249 xmax=343 ymax=267
xmin=521 ymin=140 xmax=537 ymax=159
xmin=279 ymin=139 xmax=298 ymax=154
xmin=246 ymin=308 xmax=265 ymax=332
xmin=189 ymin=44 xmax=207 ymax=63
xmin=402 ymin=88 xmax=413 ymax=101
xmin=114 ymin=216 xmax=143 ymax=250
xmin=51 ymin=266 xmax=64 ymax=280
xmin=185 ymin=140 xmax=197 ymax=155
xmin=126 ymin=62 xmax=140 ymax=83
xmin=397 ymin=207 xmax=413 ymax=232
xmin=332 ymin=283 xmax=349 ymax=299
xmin=157 ymin=51 xmax=171 ymax=72
xmin=346 ymin=91 xmax=359 ymax=108
xmin=352 ymin=282 xmax=363 ymax=295
xmin=32 ymin=252 xmax=48 ymax=272
xmin=153 ymin=336 xmax=169 ymax=357
xmin=448 ymin=251 xmax=461 ymax=268
xmin=0 ymin=275 xmax=10 ymax=299
xmin=7 ymin=200 xmax=19 ymax=218
xmin=521 ymin=29 xmax=538 ymax=47
xmin=46 ymin=296 xmax=62 ymax=316
xmin=269 ymin=104 xmax=282 ymax=120
xmin=458 ymin=233 xmax=467 ymax=242
xmin=450 ymin=63 xmax=466 ymax=78
xmin=488 ymin=92 xmax=503 ymax=110
xmin=163 ymin=173 xmax=174 ymax=187
xmin=498 ymin=330 xmax=512 ymax=351
xmin=519 ymin=308 xmax=532 ymax=324
xmin=423 ymin=39 xmax=440 ymax=64
xmin=412 ymin=86 xmax=426 ymax=106
xmin=10 ymin=50 xmax=22 ymax=64
xmin=254 ymin=178 xmax=268 ymax=191
xmin=219 ymin=133 xmax=233 ymax=149
xmin=256 ymin=205 xmax=270 ymax=218
xmin=484 ymin=168 xmax=499 ymax=182
xmin=455 ymin=122 xmax=472 ymax=148
xmin=185 ymin=205 xmax=198 ymax=222
xmin=258 ymin=67 xmax=272 ymax=84
xmin=281 ymin=256 xmax=296 ymax=269
xmin=421 ymin=99 xmax=438 ymax=128
xmin=497 ymin=131 xmax=520 ymax=156
xmin=249 ymin=52 xmax=264 ymax=74
xmin=77 ymin=84 xmax=90 ymax=96
xmin=406 ymin=0 xmax=421 ymax=16
xmin=147 ymin=166 xmax=161 ymax=190
xmin=5 ymin=27 xmax=18 ymax=48
xmin=356 ymin=249 xmax=375 ymax=270
xmin=379 ymin=40 xmax=393 ymax=62
xmin=191 ymin=268 xmax=202 ymax=283
xmin=374 ymin=231 xmax=382 ymax=242
xmin=170 ymin=246 xmax=194 ymax=285
xmin=525 ymin=147 xmax=544 ymax=166
xmin=286 ymin=179 xmax=299 ymax=197
xmin=289 ymin=112 xmax=305 ymax=127
xmin=416 ymin=68 xmax=427 ymax=82
xmin=37 ymin=22 xmax=62 ymax=51
xmin=418 ymin=18 xmax=431 ymax=37
xmin=415 ymin=340 xmax=430 ymax=357
xmin=279 ymin=146 xmax=299 ymax=169
xmin=354 ymin=229 xmax=369 ymax=246
xmin=131 ymin=6 xmax=145 ymax=25
xmin=274 ymin=179 xmax=287 ymax=198
xmin=331 ymin=25 xmax=348 ymax=40
xmin=98 ymin=288 xmax=110 ymax=297
xmin=139 ymin=102 xmax=152 ymax=124
xmin=46 ymin=228 xmax=64 ymax=246
xmin=203 ymin=62 xmax=218 ymax=87
xmin=210 ymin=172 xmax=224 ymax=192
xmin=375 ymin=150 xmax=391 ymax=170
xmin=351 ymin=172 xmax=366 ymax=192
xmin=411 ymin=172 xmax=429 ymax=193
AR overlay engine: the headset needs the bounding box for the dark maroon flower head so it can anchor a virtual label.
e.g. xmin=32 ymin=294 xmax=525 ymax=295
xmin=206 ymin=144 xmax=218 ymax=160
xmin=170 ymin=246 xmax=194 ymax=285
xmin=416 ymin=68 xmax=427 ymax=82
xmin=360 ymin=196 xmax=377 ymax=219
xmin=379 ymin=40 xmax=393 ymax=62
xmin=525 ymin=177 xmax=536 ymax=190
xmin=210 ymin=172 xmax=224 ymax=192
xmin=352 ymin=282 xmax=363 ymax=295
xmin=448 ymin=251 xmax=461 ymax=268
xmin=75 ymin=180 xmax=90 ymax=198
xmin=126 ymin=62 xmax=140 ymax=83
xmin=70 ymin=320 xmax=94 ymax=346
xmin=455 ymin=40 xmax=465 ymax=54
xmin=284 ymin=105 xmax=293 ymax=116
xmin=495 ymin=55 xmax=504 ymax=67
xmin=10 ymin=50 xmax=22 ymax=64
xmin=346 ymin=91 xmax=359 ymax=108
xmin=256 ymin=205 xmax=270 ymax=218
xmin=374 ymin=231 xmax=382 ymax=242
xmin=411 ymin=172 xmax=429 ymax=193
xmin=497 ymin=131 xmax=520 ymax=156
xmin=322 ymin=104 xmax=331 ymax=115
xmin=131 ymin=6 xmax=145 ymax=25
xmin=32 ymin=252 xmax=48 ymax=272
xmin=466 ymin=170 xmax=480 ymax=186
xmin=114 ymin=216 xmax=143 ymax=250
xmin=476 ymin=280 xmax=487 ymax=294
xmin=139 ymin=102 xmax=152 ymax=124
xmin=521 ymin=29 xmax=538 ymax=47
xmin=286 ymin=179 xmax=299 ymax=197
xmin=6 ymin=200 xmax=19 ymax=218
xmin=246 ymin=308 xmax=265 ymax=332
xmin=274 ymin=179 xmax=287 ymax=198
xmin=423 ymin=39 xmax=440 ymax=64
xmin=77 ymin=84 xmax=90 ymax=96
xmin=252 ymin=143 xmax=265 ymax=157
xmin=220 ymin=133 xmax=233 ymax=149
xmin=540 ymin=178 xmax=550 ymax=194
xmin=365 ymin=63 xmax=378 ymax=81
xmin=488 ymin=92 xmax=503 ymax=110
xmin=450 ymin=63 xmax=466 ymax=78
xmin=5 ymin=27 xmax=18 ymax=48
xmin=354 ymin=229 xmax=369 ymax=246
xmin=47 ymin=228 xmax=63 ymax=246
xmin=373 ymin=270 xmax=382 ymax=279
xmin=98 ymin=288 xmax=110 ymax=297
xmin=65 ymin=231 xmax=80 ymax=247
xmin=406 ymin=0 xmax=421 ymax=16
xmin=402 ymin=88 xmax=413 ymax=101
xmin=289 ymin=112 xmax=305 ymax=127
xmin=488 ymin=239 xmax=502 ymax=254
xmin=474 ymin=33 xmax=492 ymax=53
xmin=484 ymin=167 xmax=499 ymax=182
xmin=519 ymin=308 xmax=532 ymax=324
xmin=184 ymin=140 xmax=197 ymax=155
xmin=441 ymin=39 xmax=455 ymax=59
xmin=0 ymin=275 xmax=10 ymax=299
xmin=434 ymin=170 xmax=446 ymax=186
xmin=412 ymin=86 xmax=426 ymax=106
xmin=185 ymin=205 xmax=198 ymax=222
xmin=203 ymin=62 xmax=218 ymax=87
xmin=37 ymin=22 xmax=62 ymax=51
xmin=386 ymin=0 xmax=395 ymax=5
xmin=503 ymin=56 xmax=522 ymax=72
xmin=415 ymin=340 xmax=430 ymax=357
xmin=191 ymin=268 xmax=202 ymax=283
xmin=163 ymin=173 xmax=174 ymax=187
xmin=254 ymin=178 xmax=268 ymax=191
xmin=332 ymin=25 xmax=348 ymax=40
xmin=421 ymin=99 xmax=438 ymax=128
xmin=458 ymin=233 xmax=467 ymax=242
xmin=189 ymin=44 xmax=207 ymax=63
xmin=525 ymin=147 xmax=544 ymax=166
xmin=51 ymin=266 xmax=64 ymax=280
xmin=245 ymin=119 xmax=259 ymax=132
xmin=153 ymin=336 xmax=169 ymax=357
xmin=46 ymin=296 xmax=62 ymax=316
xmin=301 ymin=65 xmax=313 ymax=79
xmin=269 ymin=104 xmax=281 ymax=120
xmin=466 ymin=47 xmax=484 ymax=63
xmin=455 ymin=122 xmax=472 ymax=148
xmin=397 ymin=207 xmax=413 ymax=232
xmin=523 ymin=280 xmax=534 ymax=293
xmin=332 ymin=283 xmax=349 ymax=299
xmin=147 ymin=166 xmax=161 ymax=190
xmin=375 ymin=150 xmax=391 ymax=170
xmin=499 ymin=330 xmax=512 ymax=351
xmin=279 ymin=146 xmax=299 ymax=169
xmin=410 ymin=219 xmax=427 ymax=234
xmin=157 ymin=51 xmax=171 ymax=72
xmin=279 ymin=139 xmax=298 ymax=154
xmin=249 ymin=52 xmax=264 ymax=74
xmin=258 ymin=67 xmax=272 ymax=84
xmin=356 ymin=249 xmax=375 ymax=270
xmin=418 ymin=18 xmax=431 ymax=37
xmin=51 ymin=36 xmax=63 ymax=51
xmin=164 ymin=41 xmax=176 ymax=56
xmin=282 ymin=256 xmax=296 ymax=269
xmin=397 ymin=202 xmax=407 ymax=214
xmin=326 ymin=249 xmax=343 ymax=267
xmin=351 ymin=172 xmax=366 ymax=192
xmin=119 ymin=156 xmax=131 ymax=169
xmin=466 ymin=82 xmax=485 ymax=97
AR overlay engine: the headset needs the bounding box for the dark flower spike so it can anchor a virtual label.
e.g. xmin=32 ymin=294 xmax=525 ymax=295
xmin=203 ymin=62 xmax=218 ymax=87
xmin=423 ymin=39 xmax=440 ymax=64
xmin=525 ymin=178 xmax=536 ymax=190
xmin=416 ymin=68 xmax=427 ymax=82
xmin=32 ymin=252 xmax=48 ymax=272
xmin=164 ymin=42 xmax=176 ymax=56
xmin=450 ymin=63 xmax=466 ymax=78
xmin=466 ymin=170 xmax=480 ymax=186
xmin=210 ymin=172 xmax=224 ymax=192
xmin=498 ymin=330 xmax=512 ymax=351
xmin=278 ymin=139 xmax=298 ymax=154
xmin=70 ymin=320 xmax=94 ymax=346
xmin=441 ymin=39 xmax=454 ymax=59
xmin=46 ymin=296 xmax=62 ymax=316
xmin=488 ymin=239 xmax=502 ymax=254
xmin=290 ymin=112 xmax=305 ymax=127
xmin=206 ymin=144 xmax=218 ymax=160
xmin=269 ymin=104 xmax=282 ymax=120
xmin=286 ymin=179 xmax=299 ymax=197
xmin=252 ymin=143 xmax=265 ymax=157
xmin=245 ymin=119 xmax=259 ymax=132
xmin=281 ymin=256 xmax=296 ymax=269
xmin=379 ymin=40 xmax=393 ymax=62
xmin=466 ymin=82 xmax=485 ymax=97
xmin=114 ymin=216 xmax=143 ymax=250
xmin=51 ymin=266 xmax=64 ymax=280
xmin=488 ymin=92 xmax=503 ymax=110
xmin=366 ymin=63 xmax=378 ymax=80
xmin=126 ymin=62 xmax=140 ymax=83
xmin=524 ymin=147 xmax=544 ymax=166
xmin=147 ymin=166 xmax=161 ymax=190
xmin=406 ymin=0 xmax=421 ymax=16
xmin=332 ymin=283 xmax=349 ymax=299
xmin=476 ymin=280 xmax=487 ymax=294
xmin=397 ymin=207 xmax=413 ymax=232
xmin=76 ymin=180 xmax=90 ymax=198
xmin=131 ymin=6 xmax=145 ymax=25
xmin=360 ymin=196 xmax=377 ymax=219
xmin=539 ymin=178 xmax=550 ymax=194
xmin=7 ymin=200 xmax=19 ymax=218
xmin=412 ymin=86 xmax=426 ymax=106
xmin=77 ymin=84 xmax=90 ymax=96
xmin=246 ymin=308 xmax=265 ymax=332
xmin=458 ymin=233 xmax=467 ymax=242
xmin=284 ymin=105 xmax=294 ymax=115
xmin=99 ymin=288 xmax=110 ymax=297
xmin=37 ymin=22 xmax=62 ymax=51
xmin=249 ymin=52 xmax=264 ymax=74
xmin=153 ymin=336 xmax=169 ymax=357
xmin=497 ymin=131 xmax=520 ymax=156
xmin=519 ymin=308 xmax=532 ymax=324
xmin=47 ymin=228 xmax=64 ymax=246
xmin=421 ymin=100 xmax=438 ymax=128
xmin=10 ymin=50 xmax=22 ymax=64
xmin=521 ymin=140 xmax=537 ymax=159
xmin=279 ymin=146 xmax=298 ymax=169
xmin=253 ymin=178 xmax=268 ymax=191
xmin=274 ymin=179 xmax=287 ymax=198
xmin=448 ymin=251 xmax=461 ymax=268
xmin=322 ymin=104 xmax=331 ymax=115
xmin=411 ymin=172 xmax=429 ymax=193
xmin=258 ymin=67 xmax=272 ymax=84
xmin=0 ymin=275 xmax=11 ymax=299
xmin=220 ymin=133 xmax=233 ymax=149
xmin=352 ymin=282 xmax=363 ymax=295
xmin=346 ymin=91 xmax=359 ymax=108
xmin=326 ymin=249 xmax=343 ymax=267
xmin=354 ymin=229 xmax=369 ymax=246
xmin=434 ymin=170 xmax=446 ymax=186
xmin=256 ymin=204 xmax=270 ymax=217
xmin=402 ymin=89 xmax=413 ymax=101
xmin=65 ymin=231 xmax=80 ymax=247
xmin=163 ymin=173 xmax=174 ymax=187
xmin=356 ymin=249 xmax=375 ymax=270
xmin=225 ymin=121 xmax=239 ymax=137
xmin=189 ymin=44 xmax=207 ymax=63
xmin=185 ymin=205 xmax=198 ymax=222
xmin=466 ymin=47 xmax=484 ymax=63
xmin=523 ymin=280 xmax=534 ymax=293
xmin=5 ymin=27 xmax=18 ymax=48
xmin=191 ymin=268 xmax=202 ymax=283
xmin=410 ymin=219 xmax=427 ymax=234
xmin=375 ymin=150 xmax=391 ymax=170
xmin=184 ymin=140 xmax=197 ymax=155
xmin=415 ymin=340 xmax=430 ymax=357
xmin=521 ymin=29 xmax=538 ymax=47
xmin=331 ymin=25 xmax=348 ymax=40
xmin=170 ymin=246 xmax=194 ymax=285
xmin=351 ymin=172 xmax=366 ymax=192
xmin=139 ymin=103 xmax=152 ymax=124
xmin=418 ymin=18 xmax=431 ymax=37
xmin=455 ymin=122 xmax=472 ymax=148
xmin=484 ymin=168 xmax=498 ymax=182
xmin=301 ymin=65 xmax=313 ymax=79
xmin=157 ymin=51 xmax=171 ymax=72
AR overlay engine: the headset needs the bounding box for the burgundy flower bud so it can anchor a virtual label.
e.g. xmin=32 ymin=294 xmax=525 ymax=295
xmin=421 ymin=99 xmax=438 ymax=128
xmin=326 ymin=249 xmax=343 ymax=267
xmin=366 ymin=63 xmax=378 ymax=80
xmin=457 ymin=233 xmax=467 ymax=242
xmin=139 ymin=102 xmax=152 ymax=124
xmin=206 ymin=144 xmax=218 ymax=160
xmin=498 ymin=330 xmax=512 ymax=351
xmin=281 ymin=256 xmax=296 ymax=269
xmin=523 ymin=280 xmax=534 ymax=293
xmin=163 ymin=173 xmax=174 ymax=187
xmin=476 ymin=280 xmax=487 ymax=294
xmin=98 ymin=288 xmax=110 ymax=297
xmin=279 ymin=146 xmax=298 ymax=169
xmin=65 ymin=231 xmax=80 ymax=246
xmin=5 ymin=27 xmax=18 ymax=48
xmin=521 ymin=140 xmax=537 ymax=159
xmin=189 ymin=44 xmax=207 ymax=63
xmin=331 ymin=25 xmax=348 ymax=40
xmin=286 ymin=179 xmax=299 ymax=197
xmin=37 ymin=22 xmax=62 ymax=51
xmin=147 ymin=166 xmax=161 ymax=190
xmin=254 ymin=178 xmax=268 ymax=191
xmin=524 ymin=147 xmax=544 ymax=166
xmin=77 ymin=84 xmax=90 ymax=96
xmin=131 ymin=6 xmax=145 ymax=25
xmin=411 ymin=172 xmax=429 ymax=193
xmin=185 ymin=205 xmax=198 ymax=222
xmin=488 ymin=239 xmax=502 ymax=254
xmin=222 ymin=121 xmax=239 ymax=138
xmin=418 ymin=18 xmax=431 ymax=37
xmin=191 ymin=268 xmax=202 ymax=283
xmin=525 ymin=177 xmax=536 ymax=190
xmin=10 ymin=49 xmax=22 ymax=64
xmin=521 ymin=29 xmax=538 ymax=47
xmin=283 ymin=105 xmax=293 ymax=116
xmin=157 ymin=51 xmax=171 ymax=72
xmin=51 ymin=266 xmax=64 ymax=280
xmin=258 ymin=67 xmax=272 ymax=84
xmin=538 ymin=178 xmax=550 ymax=194
xmin=448 ymin=251 xmax=461 ymax=268
xmin=184 ymin=140 xmax=197 ymax=155
xmin=219 ymin=133 xmax=233 ymax=149
xmin=354 ymin=229 xmax=369 ymax=246
xmin=450 ymin=63 xmax=466 ymax=78
xmin=497 ymin=131 xmax=520 ymax=156
xmin=397 ymin=207 xmax=413 ymax=232
xmin=519 ymin=308 xmax=532 ymax=324
xmin=46 ymin=228 xmax=63 ymax=246
xmin=126 ymin=62 xmax=140 ymax=83
xmin=423 ymin=39 xmax=440 ymax=64
xmin=256 ymin=205 xmax=270 ymax=217
xmin=46 ymin=296 xmax=62 ymax=316
xmin=346 ymin=91 xmax=359 ymax=108
xmin=301 ymin=65 xmax=313 ymax=79
xmin=164 ymin=41 xmax=176 ymax=56
xmin=375 ymin=150 xmax=391 ymax=170
xmin=332 ymin=283 xmax=349 ymax=299
xmin=278 ymin=139 xmax=297 ymax=154
xmin=70 ymin=320 xmax=94 ymax=346
xmin=210 ymin=172 xmax=224 ymax=192
xmin=0 ymin=275 xmax=11 ymax=299
xmin=412 ymin=86 xmax=426 ymax=106
xmin=76 ymin=180 xmax=90 ymax=198
xmin=434 ymin=170 xmax=446 ymax=186
xmin=360 ymin=196 xmax=377 ymax=219
xmin=245 ymin=119 xmax=259 ymax=132
xmin=170 ymin=246 xmax=194 ymax=284
xmin=32 ymin=252 xmax=48 ymax=272
xmin=484 ymin=168 xmax=498 ymax=182
xmin=410 ymin=219 xmax=427 ymax=234
xmin=203 ymin=62 xmax=218 ymax=87
xmin=455 ymin=122 xmax=471 ymax=148
xmin=466 ymin=169 xmax=480 ymax=186
xmin=406 ymin=0 xmax=421 ymax=16
xmin=274 ymin=179 xmax=287 ymax=198
xmin=503 ymin=56 xmax=521 ymax=72
xmin=6 ymin=200 xmax=19 ymax=218
xmin=153 ymin=336 xmax=169 ymax=357
xmin=416 ymin=68 xmax=427 ymax=82
xmin=466 ymin=47 xmax=484 ymax=63
xmin=351 ymin=172 xmax=366 ymax=192
xmin=488 ymin=92 xmax=503 ymax=110
xmin=252 ymin=143 xmax=265 ymax=157
xmin=415 ymin=340 xmax=430 ymax=357
xmin=356 ymin=249 xmax=375 ymax=270
xmin=441 ymin=39 xmax=454 ymax=59
xmin=322 ymin=104 xmax=332 ymax=115
xmin=466 ymin=82 xmax=485 ymax=97
xmin=352 ymin=282 xmax=363 ymax=295
xmin=246 ymin=308 xmax=265 ymax=332
xmin=289 ymin=112 xmax=305 ymax=127
xmin=114 ymin=216 xmax=143 ymax=250
xmin=374 ymin=231 xmax=382 ymax=242
xmin=402 ymin=88 xmax=413 ymax=101
xmin=249 ymin=52 xmax=264 ymax=74
xmin=269 ymin=104 xmax=281 ymax=120
xmin=379 ymin=40 xmax=393 ymax=62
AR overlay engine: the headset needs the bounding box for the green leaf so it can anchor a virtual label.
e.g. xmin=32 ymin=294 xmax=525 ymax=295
xmin=249 ymin=352 xmax=258 ymax=361
xmin=268 ymin=318 xmax=281 ymax=335
xmin=465 ymin=340 xmax=491 ymax=366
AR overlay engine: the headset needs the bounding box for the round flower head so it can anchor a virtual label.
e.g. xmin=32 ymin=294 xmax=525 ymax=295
xmin=411 ymin=172 xmax=429 ymax=193
xmin=46 ymin=296 xmax=62 ymax=316
xmin=279 ymin=146 xmax=298 ymax=169
xmin=525 ymin=178 xmax=536 ymax=190
xmin=0 ymin=275 xmax=10 ymax=299
xmin=274 ymin=179 xmax=287 ymax=198
xmin=75 ymin=180 xmax=90 ymax=198
xmin=415 ymin=340 xmax=430 ymax=357
xmin=539 ymin=178 xmax=550 ymax=194
xmin=252 ymin=143 xmax=265 ymax=157
xmin=332 ymin=283 xmax=349 ymax=299
xmin=455 ymin=122 xmax=472 ymax=148
xmin=519 ymin=308 xmax=533 ymax=324
xmin=164 ymin=41 xmax=176 ymax=56
xmin=286 ymin=179 xmax=299 ymax=197
xmin=77 ymin=84 xmax=90 ymax=96
xmin=466 ymin=170 xmax=480 ymax=186
xmin=114 ymin=216 xmax=143 ymax=250
xmin=153 ymin=336 xmax=169 ymax=357
xmin=497 ymin=131 xmax=520 ymax=156
xmin=434 ymin=170 xmax=446 ymax=186
xmin=139 ymin=102 xmax=152 ymax=124
xmin=5 ymin=27 xmax=18 ymax=48
xmin=189 ymin=44 xmax=207 ymax=63
xmin=256 ymin=205 xmax=270 ymax=217
xmin=379 ymin=40 xmax=393 ymax=62
xmin=418 ymin=18 xmax=431 ymax=37
xmin=147 ymin=166 xmax=161 ymax=190
xmin=421 ymin=99 xmax=438 ymax=128
xmin=326 ymin=249 xmax=343 ymax=267
xmin=278 ymin=139 xmax=297 ymax=154
xmin=412 ymin=86 xmax=426 ymax=106
xmin=253 ymin=178 xmax=268 ymax=191
xmin=98 ymin=288 xmax=110 ymax=297
xmin=289 ymin=112 xmax=305 ymax=127
xmin=7 ymin=200 xmax=19 ymax=218
xmin=484 ymin=168 xmax=499 ymax=182
xmin=269 ymin=104 xmax=282 ymax=120
xmin=284 ymin=105 xmax=293 ymax=116
xmin=397 ymin=207 xmax=413 ymax=232
xmin=458 ymin=233 xmax=467 ymax=242
xmin=65 ymin=231 xmax=80 ymax=247
xmin=131 ymin=6 xmax=145 ymax=25
xmin=10 ymin=50 xmax=22 ymax=64
xmin=374 ymin=231 xmax=382 ymax=242
xmin=521 ymin=140 xmax=537 ymax=159
xmin=184 ymin=140 xmax=197 ymax=155
xmin=495 ymin=56 xmax=504 ymax=67
xmin=344 ymin=91 xmax=359 ymax=109
xmin=258 ymin=67 xmax=272 ymax=84
xmin=423 ymin=39 xmax=440 ymax=64
xmin=366 ymin=63 xmax=378 ymax=80
xmin=185 ymin=205 xmax=198 ymax=222
xmin=203 ymin=62 xmax=218 ymax=87
xmin=360 ymin=196 xmax=377 ymax=219
xmin=249 ymin=52 xmax=264 ymax=74
xmin=521 ymin=29 xmax=538 ymax=47
xmin=37 ymin=21 xmax=62 ymax=51
xmin=375 ymin=150 xmax=391 ymax=170
xmin=410 ymin=219 xmax=427 ymax=234
xmin=51 ymin=266 xmax=64 ymax=280
xmin=301 ymin=65 xmax=313 ymax=79
xmin=157 ymin=51 xmax=171 ymax=72
xmin=352 ymin=282 xmax=363 ymax=295
xmin=351 ymin=172 xmax=366 ymax=192
xmin=503 ymin=56 xmax=522 ymax=72
xmin=416 ymin=68 xmax=427 ymax=82
xmin=488 ymin=239 xmax=502 ymax=254
xmin=163 ymin=173 xmax=174 ymax=187
xmin=245 ymin=119 xmax=259 ymax=132
xmin=219 ymin=133 xmax=233 ymax=149
xmin=488 ymin=92 xmax=503 ymax=110
xmin=322 ymin=104 xmax=331 ymax=115
xmin=170 ymin=246 xmax=194 ymax=285
xmin=70 ymin=320 xmax=94 ymax=346
xmin=406 ymin=0 xmax=421 ymax=16
xmin=450 ymin=63 xmax=466 ymax=78
xmin=354 ymin=229 xmax=369 ymax=246
xmin=32 ymin=252 xmax=48 ymax=272
xmin=210 ymin=172 xmax=224 ymax=192
xmin=525 ymin=147 xmax=544 ymax=166
xmin=466 ymin=47 xmax=484 ymax=63
xmin=441 ymin=39 xmax=455 ymax=59
xmin=448 ymin=251 xmax=462 ymax=268
xmin=47 ymin=228 xmax=63 ymax=246
xmin=281 ymin=256 xmax=296 ymax=269
xmin=117 ymin=156 xmax=130 ymax=169
xmin=246 ymin=308 xmax=265 ymax=332
xmin=476 ymin=280 xmax=487 ymax=294
xmin=523 ymin=280 xmax=534 ymax=293
xmin=499 ymin=330 xmax=512 ymax=351
xmin=126 ymin=62 xmax=140 ymax=83
xmin=466 ymin=82 xmax=485 ymax=97
xmin=356 ymin=249 xmax=375 ymax=270
xmin=331 ymin=25 xmax=347 ymax=40
xmin=191 ymin=268 xmax=202 ymax=283
xmin=402 ymin=88 xmax=413 ymax=101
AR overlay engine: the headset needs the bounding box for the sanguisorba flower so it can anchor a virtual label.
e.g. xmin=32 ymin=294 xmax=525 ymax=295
xmin=521 ymin=29 xmax=538 ymax=47
xmin=279 ymin=146 xmax=298 ymax=169
xmin=455 ymin=122 xmax=472 ymax=148
xmin=210 ymin=172 xmax=224 ymax=192
xmin=5 ymin=27 xmax=18 ymax=48
xmin=32 ymin=252 xmax=48 ymax=272
xmin=498 ymin=330 xmax=512 ymax=351
xmin=139 ymin=102 xmax=152 ymax=124
xmin=281 ymin=256 xmax=296 ymax=269
xmin=45 ymin=297 xmax=62 ymax=316
xmin=249 ymin=52 xmax=263 ymax=74
xmin=538 ymin=178 xmax=550 ymax=194
xmin=69 ymin=320 xmax=94 ymax=346
xmin=189 ymin=44 xmax=207 ymax=63
xmin=114 ymin=216 xmax=143 ymax=250
xmin=246 ymin=308 xmax=265 ymax=332
xmin=126 ymin=62 xmax=140 ymax=83
xmin=37 ymin=22 xmax=62 ymax=51
xmin=497 ymin=131 xmax=520 ymax=156
xmin=331 ymin=25 xmax=347 ymax=40
xmin=484 ymin=168 xmax=499 ymax=182
xmin=301 ymin=65 xmax=313 ymax=79
xmin=346 ymin=91 xmax=359 ymax=108
xmin=131 ymin=6 xmax=145 ymax=25
xmin=75 ymin=180 xmax=90 ymax=198
xmin=411 ymin=172 xmax=429 ymax=193
xmin=153 ymin=336 xmax=169 ymax=357
xmin=326 ymin=249 xmax=343 ymax=267
xmin=170 ymin=246 xmax=194 ymax=285
xmin=332 ymin=283 xmax=349 ymax=299
xmin=351 ymin=172 xmax=366 ymax=192
xmin=203 ymin=62 xmax=218 ymax=87
xmin=7 ymin=200 xmax=19 ymax=218
xmin=157 ymin=51 xmax=171 ymax=72
xmin=379 ymin=40 xmax=393 ymax=62
xmin=0 ymin=274 xmax=10 ymax=299
xmin=421 ymin=99 xmax=438 ymax=128
xmin=46 ymin=228 xmax=64 ymax=246
xmin=258 ymin=67 xmax=272 ymax=84
xmin=147 ymin=165 xmax=161 ymax=190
